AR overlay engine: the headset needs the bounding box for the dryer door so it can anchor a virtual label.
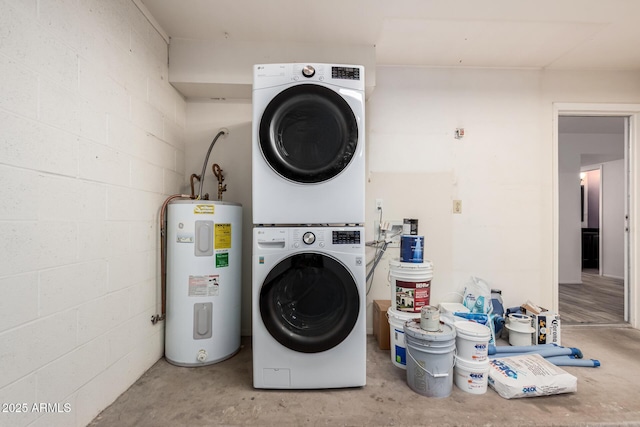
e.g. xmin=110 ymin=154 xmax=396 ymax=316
xmin=258 ymin=84 xmax=358 ymax=184
xmin=259 ymin=252 xmax=360 ymax=353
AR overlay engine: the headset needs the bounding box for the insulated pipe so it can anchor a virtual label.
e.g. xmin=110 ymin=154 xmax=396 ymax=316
xmin=198 ymin=129 xmax=229 ymax=199
xmin=489 ymin=343 xmax=559 ymax=355
xmin=489 ymin=346 xmax=582 ymax=359
xmin=545 ymin=356 xmax=601 ymax=367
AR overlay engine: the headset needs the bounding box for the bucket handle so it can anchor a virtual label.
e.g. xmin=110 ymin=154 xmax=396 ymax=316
xmin=406 ymin=347 xmax=457 ymax=378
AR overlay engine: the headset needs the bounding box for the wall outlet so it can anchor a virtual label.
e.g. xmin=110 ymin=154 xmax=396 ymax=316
xmin=375 ymin=198 xmax=383 ymax=210
xmin=453 ymin=200 xmax=462 ymax=214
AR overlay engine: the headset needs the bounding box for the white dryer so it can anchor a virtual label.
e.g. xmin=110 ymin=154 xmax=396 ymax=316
xmin=252 ymin=226 xmax=366 ymax=389
xmin=252 ymin=63 xmax=365 ymax=225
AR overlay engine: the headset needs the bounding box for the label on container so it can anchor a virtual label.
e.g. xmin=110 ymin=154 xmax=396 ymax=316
xmin=215 ymin=223 xmax=231 ymax=249
xmin=216 ymin=252 xmax=229 ymax=268
xmin=188 ymin=275 xmax=219 ymax=297
xmin=396 ymin=279 xmax=431 ymax=313
xmin=194 ymin=205 xmax=215 ymax=215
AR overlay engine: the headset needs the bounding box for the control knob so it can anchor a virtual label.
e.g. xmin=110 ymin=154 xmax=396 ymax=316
xmin=302 ymin=65 xmax=315 ymax=78
xmin=302 ymin=232 xmax=316 ymax=245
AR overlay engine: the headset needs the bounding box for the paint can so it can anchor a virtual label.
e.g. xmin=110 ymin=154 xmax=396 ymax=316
xmin=389 ymin=259 xmax=433 ymax=313
xmin=403 ymin=218 xmax=419 ymax=235
xmin=400 ymin=235 xmax=424 ymax=263
xmin=454 ymin=321 xmax=490 ymax=361
xmin=420 ymin=306 xmax=440 ymax=332
xmin=387 ymin=308 xmax=421 ymax=369
xmin=454 ymin=355 xmax=489 ymax=394
xmin=404 ymin=319 xmax=456 ymax=398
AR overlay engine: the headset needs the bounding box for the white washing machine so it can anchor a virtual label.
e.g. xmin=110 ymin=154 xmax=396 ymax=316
xmin=252 ymin=63 xmax=365 ymax=225
xmin=252 ymin=226 xmax=366 ymax=389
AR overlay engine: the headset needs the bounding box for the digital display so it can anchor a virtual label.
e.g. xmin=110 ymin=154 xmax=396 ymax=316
xmin=332 ymin=67 xmax=360 ymax=80
xmin=332 ymin=231 xmax=361 ymax=244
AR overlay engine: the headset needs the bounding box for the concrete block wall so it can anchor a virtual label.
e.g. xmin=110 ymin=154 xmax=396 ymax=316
xmin=0 ymin=0 xmax=185 ymax=426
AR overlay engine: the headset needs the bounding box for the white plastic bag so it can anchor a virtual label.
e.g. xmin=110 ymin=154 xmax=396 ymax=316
xmin=462 ymin=276 xmax=492 ymax=314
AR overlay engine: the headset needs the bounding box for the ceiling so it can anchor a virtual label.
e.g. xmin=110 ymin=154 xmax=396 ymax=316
xmin=140 ymin=0 xmax=640 ymax=70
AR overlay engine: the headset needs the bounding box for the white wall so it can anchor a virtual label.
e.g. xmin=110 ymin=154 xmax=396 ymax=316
xmin=186 ymin=67 xmax=640 ymax=333
xmin=0 ymin=1 xmax=185 ymax=426
xmin=602 ymin=159 xmax=625 ymax=278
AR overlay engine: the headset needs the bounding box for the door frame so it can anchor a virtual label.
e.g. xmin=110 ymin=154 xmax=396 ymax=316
xmin=553 ymin=103 xmax=640 ymax=328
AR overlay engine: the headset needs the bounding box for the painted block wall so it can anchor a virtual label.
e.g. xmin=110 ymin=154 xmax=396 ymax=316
xmin=187 ymin=66 xmax=640 ymax=334
xmin=0 ymin=0 xmax=185 ymax=426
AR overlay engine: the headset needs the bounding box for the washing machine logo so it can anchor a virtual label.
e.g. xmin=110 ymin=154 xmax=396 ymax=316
xmin=259 ymin=256 xmax=264 ymax=264
xmin=355 ymin=257 xmax=363 ymax=266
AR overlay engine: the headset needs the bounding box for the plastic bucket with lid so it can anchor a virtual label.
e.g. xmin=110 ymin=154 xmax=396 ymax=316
xmin=387 ymin=308 xmax=420 ymax=369
xmin=453 ymin=355 xmax=489 ymax=394
xmin=404 ymin=319 xmax=456 ymax=398
xmin=454 ymin=321 xmax=491 ymax=361
xmin=389 ymin=258 xmax=433 ymax=314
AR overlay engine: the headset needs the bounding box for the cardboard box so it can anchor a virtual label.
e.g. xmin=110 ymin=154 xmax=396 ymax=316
xmin=373 ymin=300 xmax=391 ymax=350
xmin=521 ymin=301 xmax=561 ymax=345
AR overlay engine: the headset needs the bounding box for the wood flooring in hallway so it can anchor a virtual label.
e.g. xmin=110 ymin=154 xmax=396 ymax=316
xmin=559 ymin=270 xmax=625 ymax=324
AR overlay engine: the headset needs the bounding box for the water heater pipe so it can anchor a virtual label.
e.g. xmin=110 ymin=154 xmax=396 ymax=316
xmin=198 ymin=129 xmax=229 ymax=199
xmin=152 ymin=193 xmax=192 ymax=325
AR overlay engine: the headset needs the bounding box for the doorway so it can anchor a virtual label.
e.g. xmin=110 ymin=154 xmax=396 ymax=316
xmin=554 ymin=104 xmax=640 ymax=328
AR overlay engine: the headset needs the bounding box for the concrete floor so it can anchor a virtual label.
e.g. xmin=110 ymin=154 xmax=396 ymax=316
xmin=89 ymin=325 xmax=640 ymax=427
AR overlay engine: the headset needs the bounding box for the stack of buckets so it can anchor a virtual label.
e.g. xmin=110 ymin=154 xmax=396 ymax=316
xmin=387 ymin=219 xmax=434 ymax=370
xmin=453 ymin=321 xmax=491 ymax=395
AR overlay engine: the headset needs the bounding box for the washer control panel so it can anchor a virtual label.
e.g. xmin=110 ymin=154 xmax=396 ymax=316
xmin=332 ymin=230 xmax=361 ymax=245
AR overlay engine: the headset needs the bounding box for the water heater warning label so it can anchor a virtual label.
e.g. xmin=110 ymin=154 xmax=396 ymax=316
xmin=216 ymin=253 xmax=229 ymax=268
xmin=188 ymin=275 xmax=219 ymax=297
xmin=215 ymin=223 xmax=231 ymax=249
xmin=194 ymin=205 xmax=215 ymax=214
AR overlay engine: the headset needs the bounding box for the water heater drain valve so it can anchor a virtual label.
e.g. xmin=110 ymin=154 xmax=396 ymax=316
xmin=197 ymin=349 xmax=208 ymax=363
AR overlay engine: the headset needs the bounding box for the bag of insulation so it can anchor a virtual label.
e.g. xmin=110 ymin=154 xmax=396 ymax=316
xmin=488 ymin=354 xmax=577 ymax=399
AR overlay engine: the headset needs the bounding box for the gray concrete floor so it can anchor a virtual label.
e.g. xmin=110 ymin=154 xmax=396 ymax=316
xmin=90 ymin=325 xmax=640 ymax=427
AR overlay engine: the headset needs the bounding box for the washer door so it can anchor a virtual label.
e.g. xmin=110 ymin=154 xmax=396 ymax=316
xmin=259 ymin=84 xmax=358 ymax=184
xmin=259 ymin=252 xmax=360 ymax=353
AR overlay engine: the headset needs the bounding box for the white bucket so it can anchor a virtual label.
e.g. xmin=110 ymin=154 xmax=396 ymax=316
xmin=387 ymin=308 xmax=420 ymax=369
xmin=506 ymin=313 xmax=535 ymax=346
xmin=454 ymin=355 xmax=489 ymax=395
xmin=404 ymin=319 xmax=456 ymax=398
xmin=389 ymin=259 xmax=433 ymax=314
xmin=454 ymin=321 xmax=491 ymax=362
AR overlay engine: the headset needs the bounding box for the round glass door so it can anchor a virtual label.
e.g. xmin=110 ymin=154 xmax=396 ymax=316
xmin=259 ymin=252 xmax=360 ymax=353
xmin=259 ymin=84 xmax=358 ymax=184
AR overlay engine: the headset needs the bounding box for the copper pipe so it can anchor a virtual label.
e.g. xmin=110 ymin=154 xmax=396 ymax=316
xmin=152 ymin=193 xmax=191 ymax=325
xmin=212 ymin=163 xmax=226 ymax=200
xmin=189 ymin=174 xmax=200 ymax=199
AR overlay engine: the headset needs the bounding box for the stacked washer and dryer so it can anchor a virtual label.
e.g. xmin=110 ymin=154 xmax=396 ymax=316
xmin=252 ymin=63 xmax=367 ymax=389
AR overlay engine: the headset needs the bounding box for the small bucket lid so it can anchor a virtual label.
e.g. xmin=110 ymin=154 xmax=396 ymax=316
xmin=454 ymin=321 xmax=491 ymax=338
xmin=389 ymin=258 xmax=433 ymax=269
xmin=454 ymin=354 xmax=490 ymax=369
xmin=403 ymin=319 xmax=456 ymax=341
xmin=387 ymin=307 xmax=420 ymax=322
xmin=505 ymin=323 xmax=535 ymax=334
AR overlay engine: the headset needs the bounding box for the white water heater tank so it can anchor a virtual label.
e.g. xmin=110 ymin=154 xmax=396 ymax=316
xmin=165 ymin=200 xmax=242 ymax=366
